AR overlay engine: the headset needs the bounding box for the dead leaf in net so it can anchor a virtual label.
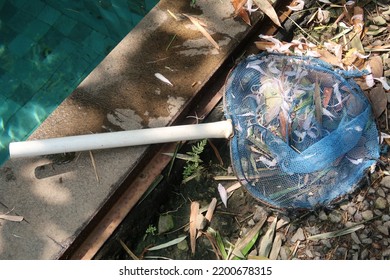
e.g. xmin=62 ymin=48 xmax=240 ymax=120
xmin=314 ymin=77 xmax=323 ymax=126
xmin=322 ymin=87 xmax=333 ymax=107
xmin=367 ymin=84 xmax=387 ymax=118
xmin=278 ymin=111 xmax=287 ymax=141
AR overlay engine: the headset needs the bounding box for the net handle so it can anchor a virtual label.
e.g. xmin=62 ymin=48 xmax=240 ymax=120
xmin=9 ymin=120 xmax=233 ymax=158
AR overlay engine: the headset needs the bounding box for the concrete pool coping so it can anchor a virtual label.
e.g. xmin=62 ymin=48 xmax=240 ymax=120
xmin=0 ymin=0 xmax=284 ymax=259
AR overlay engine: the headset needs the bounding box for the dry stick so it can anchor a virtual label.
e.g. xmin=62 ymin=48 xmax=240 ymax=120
xmin=89 ymin=151 xmax=100 ymax=183
xmin=207 ymin=139 xmax=224 ymax=166
xmin=166 ymin=34 xmax=177 ymax=51
xmin=118 ymin=239 xmax=139 ymax=260
xmin=286 ymin=14 xmax=321 ymax=45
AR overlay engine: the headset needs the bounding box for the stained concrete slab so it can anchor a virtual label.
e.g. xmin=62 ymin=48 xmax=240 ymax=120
xmin=0 ymin=0 xmax=263 ymax=259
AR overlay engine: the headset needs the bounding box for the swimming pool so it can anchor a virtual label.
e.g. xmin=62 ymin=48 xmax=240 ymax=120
xmin=0 ymin=0 xmax=158 ymax=166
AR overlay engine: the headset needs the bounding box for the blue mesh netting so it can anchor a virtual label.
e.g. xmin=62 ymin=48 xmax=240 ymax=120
xmin=224 ymin=52 xmax=380 ymax=209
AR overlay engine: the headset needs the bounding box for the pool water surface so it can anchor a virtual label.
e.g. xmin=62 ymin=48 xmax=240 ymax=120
xmin=0 ymin=0 xmax=158 ymax=166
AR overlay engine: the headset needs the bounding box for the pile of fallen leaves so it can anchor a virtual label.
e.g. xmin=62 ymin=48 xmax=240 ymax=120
xmin=254 ymin=0 xmax=390 ymax=122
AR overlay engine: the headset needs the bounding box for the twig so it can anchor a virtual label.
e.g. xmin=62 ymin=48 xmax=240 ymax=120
xmin=89 ymin=150 xmax=100 ymax=183
xmin=166 ymin=34 xmax=177 ymax=51
xmin=118 ymin=239 xmax=139 ymax=260
xmin=286 ymin=14 xmax=321 ymax=45
xmin=207 ymin=139 xmax=224 ymax=166
xmin=289 ymin=240 xmax=300 ymax=259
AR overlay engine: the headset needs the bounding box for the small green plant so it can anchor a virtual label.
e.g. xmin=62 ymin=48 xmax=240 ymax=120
xmin=182 ymin=139 xmax=207 ymax=183
xmin=145 ymin=224 xmax=157 ymax=236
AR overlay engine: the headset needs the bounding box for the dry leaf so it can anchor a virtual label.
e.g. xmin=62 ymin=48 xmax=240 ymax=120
xmin=367 ymin=84 xmax=387 ymax=118
xmin=314 ymin=77 xmax=322 ymax=126
xmin=269 ymin=232 xmax=283 ymax=260
xmin=205 ymin=198 xmax=217 ymax=222
xmin=322 ymin=87 xmax=333 ymax=107
xmin=190 ymin=201 xmax=200 ymax=255
xmin=232 ymin=0 xmax=251 ymax=26
xmin=155 ymin=73 xmax=173 ymax=86
xmin=231 ymin=214 xmax=267 ymax=259
xmin=279 ymin=110 xmax=287 ymax=140
xmin=314 ymin=48 xmax=343 ymax=68
xmin=367 ymin=56 xmax=383 ymax=78
xmin=308 ymin=224 xmax=365 ymax=240
xmin=349 ymin=6 xmax=364 ymax=52
xmin=217 ymin=183 xmax=228 ymax=208
xmin=254 ymin=0 xmax=282 ymax=27
xmin=0 ymin=214 xmax=24 ymax=222
xmin=183 ymin=14 xmax=220 ymax=49
xmin=226 ymin=182 xmax=241 ymax=193
xmin=258 ymin=216 xmax=277 ymax=258
xmin=342 ymin=48 xmax=359 ymax=66
xmin=254 ymin=41 xmax=277 ymax=51
xmin=287 ymin=0 xmax=305 ymax=12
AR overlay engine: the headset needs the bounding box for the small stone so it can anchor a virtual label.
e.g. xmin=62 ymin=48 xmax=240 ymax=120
xmin=377 ymin=225 xmax=389 ymax=236
xmin=368 ymin=187 xmax=376 ymax=194
xmin=374 ymin=209 xmax=383 ymax=216
xmin=247 ymin=219 xmax=255 ymax=226
xmin=362 ymin=238 xmax=373 ymax=244
xmin=318 ymin=210 xmax=328 ymax=221
xmin=158 ymin=214 xmax=174 ymax=234
xmin=339 ymin=202 xmax=349 ymax=211
xmin=348 ymin=206 xmax=357 ymax=216
xmin=382 ymin=248 xmax=390 ymax=257
xmin=361 ymin=210 xmax=374 ymax=220
xmin=177 ymin=239 xmax=189 ymax=251
xmin=351 ymin=232 xmax=361 ymax=244
xmin=354 ymin=212 xmax=363 ymax=222
xmin=304 ymin=226 xmax=319 ymax=235
xmin=375 ymin=197 xmax=388 ymax=210
xmin=328 ymin=210 xmax=343 ymax=223
xmin=279 ymin=246 xmax=289 ymax=260
xmin=380 ymin=176 xmax=390 ymax=189
xmin=305 ymin=249 xmax=314 ymax=258
xmin=321 ymin=239 xmax=332 ymax=248
xmin=253 ymin=205 xmax=268 ymax=222
xmin=357 ymin=194 xmax=365 ymax=202
xmin=291 ymin=227 xmax=305 ymax=242
xmin=360 ymin=248 xmax=369 ymax=259
xmin=382 ymin=214 xmax=390 ymax=222
xmin=352 ymin=244 xmax=360 ymax=250
xmin=377 ymin=187 xmax=386 ymax=198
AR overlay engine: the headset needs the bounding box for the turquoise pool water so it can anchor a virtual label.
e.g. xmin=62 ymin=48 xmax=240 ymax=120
xmin=0 ymin=0 xmax=158 ymax=166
